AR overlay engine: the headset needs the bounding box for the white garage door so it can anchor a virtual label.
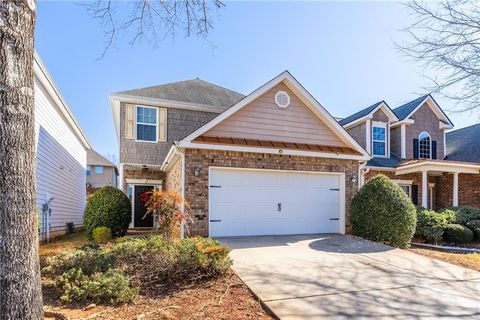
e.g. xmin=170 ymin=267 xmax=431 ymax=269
xmin=209 ymin=168 xmax=344 ymax=237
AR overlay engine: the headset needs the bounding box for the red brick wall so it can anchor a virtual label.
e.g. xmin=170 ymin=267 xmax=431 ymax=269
xmin=184 ymin=149 xmax=360 ymax=236
xmin=435 ymin=173 xmax=480 ymax=209
xmin=364 ymin=170 xmax=436 ymax=208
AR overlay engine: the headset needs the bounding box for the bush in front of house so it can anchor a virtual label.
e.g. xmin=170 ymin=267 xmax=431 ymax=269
xmin=84 ymin=186 xmax=131 ymax=238
xmin=92 ymin=227 xmax=112 ymax=244
xmin=415 ymin=208 xmax=457 ymax=243
xmin=446 ymin=206 xmax=480 ymax=225
xmin=466 ymin=220 xmax=480 ymax=240
xmin=351 ymin=174 xmax=417 ymax=248
xmin=443 ymin=224 xmax=474 ymax=244
xmin=42 ymin=235 xmax=232 ymax=305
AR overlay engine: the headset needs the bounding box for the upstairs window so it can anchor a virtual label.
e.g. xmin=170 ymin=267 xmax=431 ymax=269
xmin=419 ymin=132 xmax=431 ymax=159
xmin=136 ymin=106 xmax=157 ymax=142
xmin=95 ymin=166 xmax=104 ymax=174
xmin=372 ymin=123 xmax=387 ymax=157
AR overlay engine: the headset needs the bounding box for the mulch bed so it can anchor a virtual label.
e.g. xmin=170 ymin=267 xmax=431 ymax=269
xmin=43 ymin=270 xmax=275 ymax=320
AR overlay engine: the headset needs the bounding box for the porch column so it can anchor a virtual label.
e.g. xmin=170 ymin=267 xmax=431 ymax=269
xmin=422 ymin=170 xmax=428 ymax=208
xmin=119 ymin=163 xmax=125 ymax=192
xmin=453 ymin=172 xmax=459 ymax=207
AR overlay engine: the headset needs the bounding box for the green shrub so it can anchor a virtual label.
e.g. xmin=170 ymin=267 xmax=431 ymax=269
xmin=351 ymin=175 xmax=416 ymax=248
xmin=176 ymin=237 xmax=232 ymax=275
xmin=92 ymin=227 xmax=112 ymax=244
xmin=466 ymin=220 xmax=480 ymax=240
xmin=444 ymin=224 xmax=474 ymax=244
xmin=84 ymin=186 xmax=131 ymax=238
xmin=449 ymin=206 xmax=480 ymax=225
xmin=416 ymin=208 xmax=456 ymax=243
xmin=43 ymin=246 xmax=115 ymax=276
xmin=53 ymin=268 xmax=137 ymax=304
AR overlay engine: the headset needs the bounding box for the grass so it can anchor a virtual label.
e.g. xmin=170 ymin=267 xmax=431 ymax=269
xmin=39 ymin=231 xmax=89 ymax=257
xmin=409 ymin=248 xmax=480 ymax=272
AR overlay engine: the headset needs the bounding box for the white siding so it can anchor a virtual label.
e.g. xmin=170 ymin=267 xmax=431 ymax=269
xmin=34 ymin=78 xmax=87 ymax=231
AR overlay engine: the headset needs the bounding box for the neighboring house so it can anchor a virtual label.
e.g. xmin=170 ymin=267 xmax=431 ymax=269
xmin=342 ymin=95 xmax=480 ymax=211
xmin=86 ymin=149 xmax=118 ymax=193
xmin=112 ymin=71 xmax=480 ymax=237
xmin=34 ymin=52 xmax=91 ymax=240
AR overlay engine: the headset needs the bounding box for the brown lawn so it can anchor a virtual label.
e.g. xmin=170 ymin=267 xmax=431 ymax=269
xmin=409 ymin=248 xmax=480 ymax=272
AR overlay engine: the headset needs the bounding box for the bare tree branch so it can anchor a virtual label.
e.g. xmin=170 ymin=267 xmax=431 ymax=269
xmin=397 ymin=0 xmax=480 ymax=114
xmin=83 ymin=0 xmax=225 ymax=59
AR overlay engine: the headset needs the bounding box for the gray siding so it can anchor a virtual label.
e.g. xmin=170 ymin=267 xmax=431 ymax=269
xmin=391 ymin=126 xmax=401 ymax=157
xmin=120 ymin=103 xmax=218 ymax=165
xmin=347 ymin=122 xmax=366 ymax=150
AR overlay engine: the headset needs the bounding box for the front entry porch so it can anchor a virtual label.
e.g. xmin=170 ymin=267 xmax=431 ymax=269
xmin=396 ymin=160 xmax=480 ymax=208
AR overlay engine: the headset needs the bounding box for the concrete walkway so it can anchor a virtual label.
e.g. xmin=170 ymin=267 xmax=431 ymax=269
xmin=220 ymin=234 xmax=480 ymax=320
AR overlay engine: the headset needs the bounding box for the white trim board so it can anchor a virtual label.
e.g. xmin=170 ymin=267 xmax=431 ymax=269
xmin=181 ymin=71 xmax=369 ymax=159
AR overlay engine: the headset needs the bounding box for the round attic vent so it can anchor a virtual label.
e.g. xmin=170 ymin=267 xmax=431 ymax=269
xmin=275 ymin=91 xmax=290 ymax=108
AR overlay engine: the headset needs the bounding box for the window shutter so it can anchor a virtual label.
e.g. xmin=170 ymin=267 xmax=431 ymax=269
xmin=411 ymin=185 xmax=418 ymax=206
xmin=158 ymin=108 xmax=167 ymax=142
xmin=432 ymin=141 xmax=437 ymax=159
xmin=413 ymin=139 xmax=419 ymax=159
xmin=125 ymin=104 xmax=134 ymax=140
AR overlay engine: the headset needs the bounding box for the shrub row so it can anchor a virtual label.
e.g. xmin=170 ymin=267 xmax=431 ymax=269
xmin=42 ymin=236 xmax=232 ymax=304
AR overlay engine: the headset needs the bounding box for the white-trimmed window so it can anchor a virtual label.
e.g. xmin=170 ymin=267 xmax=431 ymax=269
xmin=399 ymin=184 xmax=411 ymax=198
xmin=95 ymin=166 xmax=104 ymax=175
xmin=372 ymin=122 xmax=387 ymax=157
xmin=419 ymin=132 xmax=431 ymax=159
xmin=136 ymin=106 xmax=158 ymax=142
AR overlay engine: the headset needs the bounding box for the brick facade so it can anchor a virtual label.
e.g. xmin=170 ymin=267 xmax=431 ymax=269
xmin=123 ymin=168 xmax=165 ymax=191
xmin=434 ymin=173 xmax=480 ymax=209
xmin=165 ymin=156 xmax=182 ymax=193
xmin=183 ymin=149 xmax=360 ymax=236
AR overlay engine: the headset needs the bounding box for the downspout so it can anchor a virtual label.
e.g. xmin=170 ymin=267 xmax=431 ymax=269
xmin=358 ymin=161 xmax=369 ymax=189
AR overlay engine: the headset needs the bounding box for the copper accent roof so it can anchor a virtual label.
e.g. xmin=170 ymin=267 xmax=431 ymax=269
xmin=192 ymin=136 xmax=362 ymax=156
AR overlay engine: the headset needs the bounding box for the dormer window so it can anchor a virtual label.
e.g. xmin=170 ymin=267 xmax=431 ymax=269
xmin=419 ymin=132 xmax=431 ymax=159
xmin=372 ymin=122 xmax=387 ymax=157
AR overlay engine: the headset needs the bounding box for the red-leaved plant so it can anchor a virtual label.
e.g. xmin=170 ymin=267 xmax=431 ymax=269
xmin=140 ymin=191 xmax=191 ymax=241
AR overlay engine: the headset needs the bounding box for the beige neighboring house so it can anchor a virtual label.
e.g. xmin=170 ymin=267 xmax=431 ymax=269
xmin=86 ymin=150 xmax=118 ymax=193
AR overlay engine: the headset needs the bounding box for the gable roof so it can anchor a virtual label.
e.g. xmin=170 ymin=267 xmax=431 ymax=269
xmin=393 ymin=94 xmax=453 ymax=127
xmin=446 ymin=123 xmax=480 ymax=163
xmin=87 ymin=149 xmax=117 ymax=168
xmin=116 ymin=79 xmax=244 ymax=109
xmin=339 ymin=101 xmax=398 ymax=127
xmin=179 ymin=71 xmax=370 ymax=160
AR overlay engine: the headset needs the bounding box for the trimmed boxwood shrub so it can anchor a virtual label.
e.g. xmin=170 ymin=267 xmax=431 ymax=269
xmin=416 ymin=208 xmax=456 ymax=243
xmin=351 ymin=174 xmax=416 ymax=248
xmin=84 ymin=186 xmax=131 ymax=238
xmin=466 ymin=220 xmax=480 ymax=240
xmin=443 ymin=224 xmax=474 ymax=244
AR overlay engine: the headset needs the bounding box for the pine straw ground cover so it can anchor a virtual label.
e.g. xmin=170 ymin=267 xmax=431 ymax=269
xmin=409 ymin=248 xmax=480 ymax=272
xmin=41 ymin=235 xmax=274 ymax=320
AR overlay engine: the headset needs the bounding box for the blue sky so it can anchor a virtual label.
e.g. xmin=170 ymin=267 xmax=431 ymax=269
xmin=35 ymin=1 xmax=477 ymax=161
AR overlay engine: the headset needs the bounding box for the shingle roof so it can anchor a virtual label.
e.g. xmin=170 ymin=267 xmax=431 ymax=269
xmin=116 ymin=78 xmax=245 ymax=109
xmin=87 ymin=149 xmax=117 ymax=168
xmin=339 ymin=101 xmax=384 ymax=126
xmin=366 ymin=153 xmax=404 ymax=168
xmin=393 ymin=95 xmax=429 ymax=120
xmin=445 ymin=123 xmax=480 ymax=163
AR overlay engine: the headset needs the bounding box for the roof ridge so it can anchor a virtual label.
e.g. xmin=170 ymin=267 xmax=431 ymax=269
xmin=393 ymin=94 xmax=430 ymax=111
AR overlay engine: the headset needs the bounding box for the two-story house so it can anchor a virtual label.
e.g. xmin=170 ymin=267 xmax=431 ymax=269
xmin=342 ymin=95 xmax=480 ymax=210
xmin=86 ymin=149 xmax=118 ymax=194
xmin=111 ymin=71 xmax=480 ymax=237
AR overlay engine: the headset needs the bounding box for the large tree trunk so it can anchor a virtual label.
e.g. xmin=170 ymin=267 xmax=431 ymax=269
xmin=0 ymin=1 xmax=43 ymax=319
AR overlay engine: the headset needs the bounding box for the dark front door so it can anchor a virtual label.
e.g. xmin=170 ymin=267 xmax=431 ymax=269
xmin=134 ymin=185 xmax=154 ymax=228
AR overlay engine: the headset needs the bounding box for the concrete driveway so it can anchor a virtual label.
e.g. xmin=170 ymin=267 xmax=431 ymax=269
xmin=220 ymin=234 xmax=480 ymax=320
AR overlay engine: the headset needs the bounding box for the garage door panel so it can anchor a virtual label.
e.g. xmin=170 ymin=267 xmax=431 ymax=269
xmin=209 ymin=168 xmax=342 ymax=237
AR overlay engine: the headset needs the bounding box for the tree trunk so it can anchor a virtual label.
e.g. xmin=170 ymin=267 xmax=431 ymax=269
xmin=0 ymin=1 xmax=43 ymax=319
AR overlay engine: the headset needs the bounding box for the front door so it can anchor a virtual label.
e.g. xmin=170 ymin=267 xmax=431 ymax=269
xmin=134 ymin=185 xmax=154 ymax=227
